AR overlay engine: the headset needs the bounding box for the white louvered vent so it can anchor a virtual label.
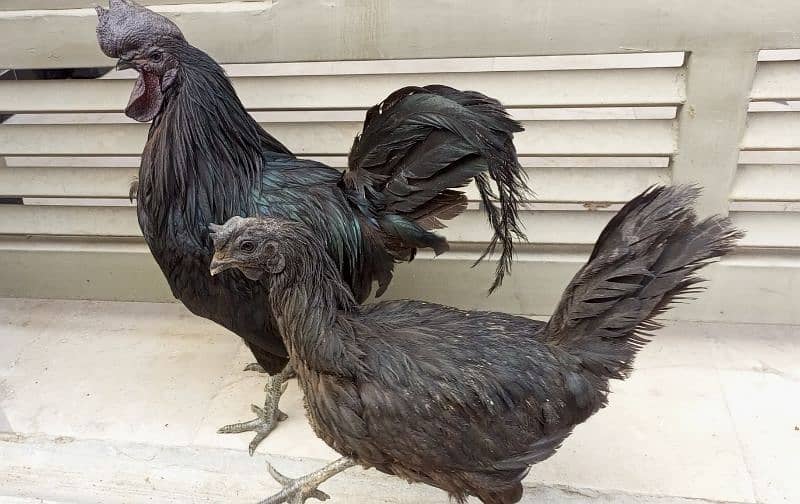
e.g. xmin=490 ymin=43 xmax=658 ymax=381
xmin=734 ymin=50 xmax=800 ymax=248
xmin=0 ymin=52 xmax=684 ymax=246
xmin=2 ymin=1 xmax=799 ymax=323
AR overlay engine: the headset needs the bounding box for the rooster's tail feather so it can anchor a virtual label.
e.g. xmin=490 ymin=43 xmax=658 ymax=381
xmin=345 ymin=85 xmax=529 ymax=295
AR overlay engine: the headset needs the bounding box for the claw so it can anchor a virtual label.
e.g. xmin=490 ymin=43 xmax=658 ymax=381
xmin=267 ymin=463 xmax=330 ymax=501
xmin=217 ymin=403 xmax=287 ymax=456
xmin=261 ymin=463 xmax=330 ymax=504
xmin=244 ymin=362 xmax=267 ymax=373
xmin=258 ymin=458 xmax=354 ymax=504
xmin=266 ymin=462 xmax=291 ymax=485
xmin=218 ymin=364 xmax=292 ymax=455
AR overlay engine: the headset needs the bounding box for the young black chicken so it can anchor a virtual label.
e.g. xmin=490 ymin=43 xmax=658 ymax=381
xmin=209 ymin=185 xmax=742 ymax=504
xmin=95 ymin=0 xmax=527 ymax=451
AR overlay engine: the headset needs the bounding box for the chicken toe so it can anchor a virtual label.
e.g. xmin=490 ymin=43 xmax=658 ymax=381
xmin=218 ymin=364 xmax=293 ymax=455
xmin=258 ymin=458 xmax=355 ymax=504
xmin=243 ymin=362 xmax=268 ymax=373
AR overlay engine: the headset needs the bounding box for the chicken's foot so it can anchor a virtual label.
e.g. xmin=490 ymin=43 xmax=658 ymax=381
xmin=218 ymin=363 xmax=293 ymax=455
xmin=258 ymin=457 xmax=356 ymax=504
xmin=243 ymin=362 xmax=267 ymax=373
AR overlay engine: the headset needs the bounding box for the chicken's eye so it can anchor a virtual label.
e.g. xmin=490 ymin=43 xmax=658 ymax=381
xmin=240 ymin=241 xmax=256 ymax=253
xmin=150 ymin=51 xmax=163 ymax=62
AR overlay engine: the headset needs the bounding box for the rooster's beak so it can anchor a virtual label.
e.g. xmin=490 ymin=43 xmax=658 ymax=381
xmin=209 ymin=253 xmax=235 ymax=276
xmin=116 ymin=58 xmax=136 ymax=71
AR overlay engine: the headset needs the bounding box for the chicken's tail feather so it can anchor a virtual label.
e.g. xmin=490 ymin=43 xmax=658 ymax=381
xmin=542 ymin=185 xmax=743 ymax=380
xmin=345 ymin=85 xmax=529 ymax=295
xmin=423 ymin=86 xmax=529 ymax=294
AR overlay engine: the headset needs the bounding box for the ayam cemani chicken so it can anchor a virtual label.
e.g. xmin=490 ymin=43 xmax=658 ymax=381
xmin=95 ymin=0 xmax=527 ymax=452
xmin=208 ymin=185 xmax=742 ymax=504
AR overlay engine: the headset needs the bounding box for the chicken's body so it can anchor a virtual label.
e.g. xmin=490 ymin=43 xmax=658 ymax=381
xmin=211 ymin=186 xmax=742 ymax=504
xmin=294 ymin=302 xmax=577 ymax=503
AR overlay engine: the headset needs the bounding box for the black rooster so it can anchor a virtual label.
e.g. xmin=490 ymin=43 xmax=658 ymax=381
xmin=209 ymin=186 xmax=742 ymax=504
xmin=95 ymin=0 xmax=527 ymax=452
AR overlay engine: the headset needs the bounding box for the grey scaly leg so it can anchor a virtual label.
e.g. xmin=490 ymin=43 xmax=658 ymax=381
xmin=218 ymin=363 xmax=293 ymax=455
xmin=258 ymin=457 xmax=356 ymax=504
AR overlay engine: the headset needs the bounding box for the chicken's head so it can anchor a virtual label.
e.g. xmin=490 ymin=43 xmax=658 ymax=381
xmin=96 ymin=0 xmax=186 ymax=122
xmin=208 ymin=217 xmax=299 ymax=281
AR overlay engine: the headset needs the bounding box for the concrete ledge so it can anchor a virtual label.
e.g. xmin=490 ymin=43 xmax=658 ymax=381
xmin=1 ymin=241 xmax=799 ymax=324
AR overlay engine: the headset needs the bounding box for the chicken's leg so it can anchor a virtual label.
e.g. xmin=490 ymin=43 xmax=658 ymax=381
xmin=258 ymin=457 xmax=356 ymax=504
xmin=218 ymin=363 xmax=293 ymax=455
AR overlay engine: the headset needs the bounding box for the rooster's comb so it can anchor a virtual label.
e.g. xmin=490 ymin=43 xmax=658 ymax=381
xmin=96 ymin=0 xmax=185 ymax=58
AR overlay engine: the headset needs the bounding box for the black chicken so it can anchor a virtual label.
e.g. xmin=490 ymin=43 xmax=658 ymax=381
xmin=95 ymin=0 xmax=527 ymax=452
xmin=209 ymin=185 xmax=742 ymax=504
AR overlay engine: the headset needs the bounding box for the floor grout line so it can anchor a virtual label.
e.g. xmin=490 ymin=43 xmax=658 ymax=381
xmin=711 ymin=331 xmax=760 ymax=504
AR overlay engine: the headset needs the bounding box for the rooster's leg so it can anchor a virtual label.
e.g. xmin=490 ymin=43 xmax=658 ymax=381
xmin=258 ymin=457 xmax=356 ymax=504
xmin=218 ymin=363 xmax=293 ymax=455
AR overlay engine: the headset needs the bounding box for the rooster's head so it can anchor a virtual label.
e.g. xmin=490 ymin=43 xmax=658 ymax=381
xmin=96 ymin=0 xmax=186 ymax=122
